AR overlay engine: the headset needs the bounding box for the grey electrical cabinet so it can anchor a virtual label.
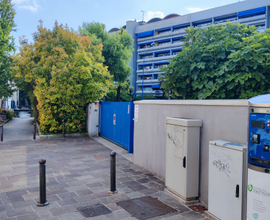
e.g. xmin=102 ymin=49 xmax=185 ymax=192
xmin=165 ymin=117 xmax=202 ymax=201
xmin=208 ymin=140 xmax=247 ymax=220
xmin=87 ymin=102 xmax=99 ymax=137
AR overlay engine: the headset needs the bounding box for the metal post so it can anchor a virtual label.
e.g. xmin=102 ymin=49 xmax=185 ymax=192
xmin=37 ymin=159 xmax=49 ymax=206
xmin=62 ymin=122 xmax=65 ymax=138
xmin=108 ymin=151 xmax=117 ymax=194
xmin=33 ymin=123 xmax=36 ymax=140
xmin=1 ymin=124 xmax=3 ymax=142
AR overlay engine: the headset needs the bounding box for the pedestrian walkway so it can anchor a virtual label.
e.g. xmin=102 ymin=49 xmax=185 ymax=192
xmin=2 ymin=117 xmax=34 ymax=142
xmin=0 ymin=133 xmax=209 ymax=219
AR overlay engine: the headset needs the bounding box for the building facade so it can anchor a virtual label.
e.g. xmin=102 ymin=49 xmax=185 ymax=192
xmin=108 ymin=0 xmax=270 ymax=97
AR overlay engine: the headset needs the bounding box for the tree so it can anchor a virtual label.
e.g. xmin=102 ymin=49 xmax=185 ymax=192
xmin=161 ymin=23 xmax=270 ymax=99
xmin=13 ymin=22 xmax=113 ymax=133
xmin=79 ymin=23 xmax=134 ymax=101
xmin=0 ymin=0 xmax=15 ymax=99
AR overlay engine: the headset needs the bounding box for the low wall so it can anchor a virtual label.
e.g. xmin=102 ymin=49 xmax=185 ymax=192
xmin=133 ymin=99 xmax=249 ymax=206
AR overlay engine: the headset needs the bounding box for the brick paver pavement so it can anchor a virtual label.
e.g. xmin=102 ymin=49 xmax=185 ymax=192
xmin=0 ymin=136 xmax=210 ymax=220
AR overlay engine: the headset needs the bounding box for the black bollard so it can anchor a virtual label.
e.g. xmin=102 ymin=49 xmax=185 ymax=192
xmin=37 ymin=159 xmax=49 ymax=206
xmin=62 ymin=122 xmax=65 ymax=138
xmin=108 ymin=151 xmax=117 ymax=194
xmin=1 ymin=124 xmax=3 ymax=142
xmin=33 ymin=123 xmax=36 ymax=140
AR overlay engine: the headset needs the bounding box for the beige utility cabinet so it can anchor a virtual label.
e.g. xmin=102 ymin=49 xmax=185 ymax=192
xmin=165 ymin=117 xmax=202 ymax=201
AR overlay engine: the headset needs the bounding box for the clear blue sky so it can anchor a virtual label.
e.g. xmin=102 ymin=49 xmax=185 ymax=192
xmin=12 ymin=0 xmax=242 ymax=50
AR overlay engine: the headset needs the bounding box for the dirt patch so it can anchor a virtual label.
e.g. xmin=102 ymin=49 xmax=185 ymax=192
xmin=188 ymin=205 xmax=207 ymax=213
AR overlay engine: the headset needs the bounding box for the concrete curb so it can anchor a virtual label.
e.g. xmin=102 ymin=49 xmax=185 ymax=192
xmin=35 ymin=123 xmax=88 ymax=139
xmin=39 ymin=133 xmax=88 ymax=139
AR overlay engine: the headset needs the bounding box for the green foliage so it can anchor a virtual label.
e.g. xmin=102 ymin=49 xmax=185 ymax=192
xmin=161 ymin=23 xmax=270 ymax=99
xmin=79 ymin=23 xmax=134 ymax=101
xmin=5 ymin=109 xmax=15 ymax=119
xmin=0 ymin=0 xmax=16 ymax=98
xmin=0 ymin=108 xmax=15 ymax=119
xmin=13 ymin=22 xmax=113 ymax=133
xmin=79 ymin=22 xmax=109 ymax=45
xmin=106 ymin=80 xmax=133 ymax=102
xmin=134 ymin=94 xmax=157 ymax=101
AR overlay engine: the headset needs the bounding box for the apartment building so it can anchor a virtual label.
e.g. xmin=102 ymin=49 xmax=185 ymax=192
xmin=108 ymin=0 xmax=270 ymax=97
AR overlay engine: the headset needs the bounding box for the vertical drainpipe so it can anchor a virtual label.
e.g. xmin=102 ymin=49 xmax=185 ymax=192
xmin=266 ymin=6 xmax=270 ymax=29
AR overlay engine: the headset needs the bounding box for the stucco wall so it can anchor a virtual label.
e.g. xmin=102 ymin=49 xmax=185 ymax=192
xmin=133 ymin=100 xmax=249 ymax=206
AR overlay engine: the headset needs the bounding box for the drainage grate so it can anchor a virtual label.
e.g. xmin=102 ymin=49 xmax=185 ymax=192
xmin=77 ymin=203 xmax=112 ymax=218
xmin=117 ymin=196 xmax=177 ymax=220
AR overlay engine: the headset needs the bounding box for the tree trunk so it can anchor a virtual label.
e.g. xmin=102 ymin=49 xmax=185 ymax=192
xmin=116 ymin=86 xmax=121 ymax=102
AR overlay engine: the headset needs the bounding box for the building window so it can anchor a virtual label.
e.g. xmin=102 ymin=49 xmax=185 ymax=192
xmin=256 ymin=23 xmax=266 ymax=33
xmin=238 ymin=7 xmax=266 ymax=19
xmin=173 ymin=23 xmax=190 ymax=32
xmin=193 ymin=19 xmax=212 ymax=28
xmin=154 ymin=63 xmax=169 ymax=69
xmin=138 ymin=42 xmax=154 ymax=49
xmin=154 ymin=52 xmax=170 ymax=57
xmin=214 ymin=14 xmax=238 ymax=24
xmin=157 ymin=29 xmax=171 ymax=35
xmin=139 ymin=54 xmax=153 ymax=59
xmin=172 ymin=38 xmax=185 ymax=44
xmin=153 ymin=74 xmax=158 ymax=80
xmin=156 ymin=41 xmax=170 ymax=46
xmin=138 ymin=65 xmax=152 ymax=70
xmin=172 ymin=50 xmax=181 ymax=55
xmin=138 ymin=86 xmax=153 ymax=91
xmin=138 ymin=75 xmax=152 ymax=80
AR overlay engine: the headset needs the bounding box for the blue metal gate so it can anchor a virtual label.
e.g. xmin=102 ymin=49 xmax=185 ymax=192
xmin=100 ymin=102 xmax=134 ymax=153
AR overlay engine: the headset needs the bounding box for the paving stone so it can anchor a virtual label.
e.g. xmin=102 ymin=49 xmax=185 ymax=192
xmin=37 ymin=210 xmax=55 ymax=219
xmin=0 ymin=136 xmax=206 ymax=220
xmin=11 ymin=199 xmax=36 ymax=209
xmin=6 ymin=206 xmax=34 ymax=218
xmin=57 ymin=197 xmax=78 ymax=206
xmin=65 ymin=185 xmax=88 ymax=192
xmin=59 ymin=212 xmax=85 ymax=220
xmin=0 ymin=211 xmax=7 ymax=219
xmin=47 ymin=189 xmax=69 ymax=197
xmin=93 ymin=191 xmax=112 ymax=199
xmin=73 ymin=194 xmax=97 ymax=203
xmin=16 ymin=212 xmax=40 ymax=220
xmin=86 ymin=182 xmax=103 ymax=188
xmin=104 ymin=209 xmax=131 ymax=220
xmin=106 ymin=194 xmax=129 ymax=204
xmin=181 ymin=211 xmax=205 ymax=220
xmin=47 ymin=183 xmax=70 ymax=191
xmin=127 ymin=184 xmax=147 ymax=191
xmin=0 ymin=203 xmax=12 ymax=212
xmin=74 ymin=188 xmax=93 ymax=196
xmin=58 ymin=192 xmax=78 ymax=200
xmin=126 ymin=191 xmax=145 ymax=199
xmin=49 ymin=205 xmax=77 ymax=216
xmin=2 ymin=195 xmax=25 ymax=204
xmin=161 ymin=198 xmax=190 ymax=212
xmin=162 ymin=213 xmax=189 ymax=220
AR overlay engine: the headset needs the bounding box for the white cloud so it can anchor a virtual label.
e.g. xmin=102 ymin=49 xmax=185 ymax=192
xmin=186 ymin=7 xmax=209 ymax=13
xmin=17 ymin=0 xmax=39 ymax=12
xmin=144 ymin=11 xmax=165 ymax=22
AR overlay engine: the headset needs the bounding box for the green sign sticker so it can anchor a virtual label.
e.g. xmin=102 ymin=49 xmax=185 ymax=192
xmin=248 ymin=184 xmax=253 ymax=192
xmin=253 ymin=213 xmax=259 ymax=219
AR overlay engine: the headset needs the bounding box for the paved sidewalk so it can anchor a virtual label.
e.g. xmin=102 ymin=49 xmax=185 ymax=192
xmin=0 ymin=137 xmax=209 ymax=220
xmin=2 ymin=118 xmax=34 ymax=142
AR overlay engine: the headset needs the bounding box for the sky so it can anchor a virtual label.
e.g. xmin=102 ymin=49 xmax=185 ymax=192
xmin=12 ymin=0 xmax=244 ymax=50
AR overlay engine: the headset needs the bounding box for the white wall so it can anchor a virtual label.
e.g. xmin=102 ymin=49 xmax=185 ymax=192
xmin=133 ymin=99 xmax=249 ymax=206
